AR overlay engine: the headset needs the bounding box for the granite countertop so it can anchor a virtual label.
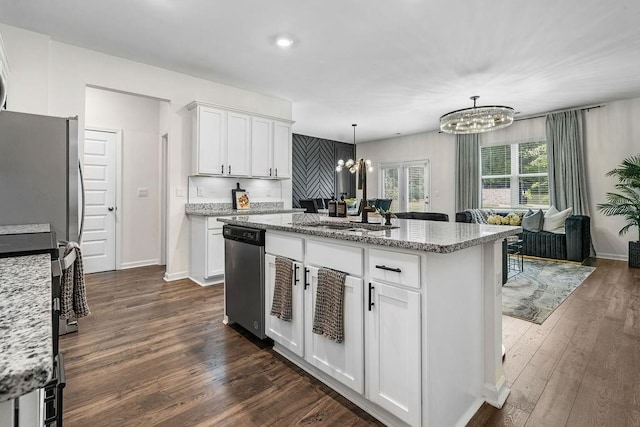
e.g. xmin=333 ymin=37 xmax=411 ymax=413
xmin=217 ymin=213 xmax=522 ymax=253
xmin=0 ymin=254 xmax=53 ymax=402
xmin=0 ymin=223 xmax=50 ymax=235
xmin=185 ymin=202 xmax=304 ymax=217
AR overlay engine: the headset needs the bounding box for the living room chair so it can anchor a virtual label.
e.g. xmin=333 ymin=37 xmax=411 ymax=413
xmin=299 ymin=199 xmax=318 ymax=213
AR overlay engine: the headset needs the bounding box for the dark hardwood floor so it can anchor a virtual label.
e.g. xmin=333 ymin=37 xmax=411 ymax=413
xmin=61 ymin=259 xmax=638 ymax=426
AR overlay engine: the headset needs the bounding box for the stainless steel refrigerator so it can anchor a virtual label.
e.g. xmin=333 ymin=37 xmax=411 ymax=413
xmin=0 ymin=110 xmax=83 ymax=333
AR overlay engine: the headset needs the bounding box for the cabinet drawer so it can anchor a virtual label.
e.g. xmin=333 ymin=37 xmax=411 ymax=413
xmin=266 ymin=232 xmax=303 ymax=261
xmin=369 ymin=248 xmax=420 ymax=288
xmin=306 ymin=239 xmax=363 ymax=277
xmin=207 ymin=217 xmax=225 ymax=229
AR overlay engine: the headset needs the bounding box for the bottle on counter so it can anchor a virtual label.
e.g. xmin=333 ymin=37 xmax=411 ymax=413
xmin=337 ymin=195 xmax=347 ymax=217
xmin=328 ymin=194 xmax=337 ymax=217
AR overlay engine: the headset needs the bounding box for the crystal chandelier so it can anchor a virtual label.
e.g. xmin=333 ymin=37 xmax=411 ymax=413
xmin=440 ymin=96 xmax=514 ymax=134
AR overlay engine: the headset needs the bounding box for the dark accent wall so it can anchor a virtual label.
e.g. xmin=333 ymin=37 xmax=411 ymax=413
xmin=292 ymin=134 xmax=355 ymax=208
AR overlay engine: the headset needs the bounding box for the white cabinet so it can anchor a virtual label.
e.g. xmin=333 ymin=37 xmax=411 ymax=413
xmin=189 ymin=101 xmax=292 ymax=178
xmin=303 ymin=266 xmax=364 ymax=393
xmin=226 ymin=112 xmax=251 ymax=176
xmin=251 ymin=118 xmax=292 ymax=178
xmin=265 ymin=253 xmax=304 ymax=357
xmin=366 ymin=281 xmax=422 ymax=426
xmin=189 ymin=216 xmax=225 ymax=286
xmin=0 ymin=33 xmax=8 ymax=109
xmin=272 ymin=121 xmax=291 ymax=178
xmin=192 ymin=106 xmax=225 ymax=175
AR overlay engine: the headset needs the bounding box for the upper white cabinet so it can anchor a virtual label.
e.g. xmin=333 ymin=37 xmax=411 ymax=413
xmin=188 ymin=101 xmax=293 ymax=178
xmin=0 ymin=33 xmax=9 ymax=109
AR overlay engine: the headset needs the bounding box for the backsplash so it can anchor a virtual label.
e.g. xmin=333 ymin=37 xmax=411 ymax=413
xmin=188 ymin=176 xmax=284 ymax=204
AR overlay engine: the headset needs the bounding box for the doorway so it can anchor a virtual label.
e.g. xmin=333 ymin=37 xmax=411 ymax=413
xmin=82 ymin=129 xmax=119 ymax=273
xmin=379 ymin=160 xmax=431 ymax=212
xmin=160 ymin=133 xmax=168 ymax=266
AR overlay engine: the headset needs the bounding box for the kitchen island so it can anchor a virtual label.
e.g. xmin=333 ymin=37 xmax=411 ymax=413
xmin=218 ymin=213 xmax=520 ymax=427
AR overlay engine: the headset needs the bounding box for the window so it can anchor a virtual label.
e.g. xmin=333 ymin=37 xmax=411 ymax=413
xmin=481 ymin=141 xmax=548 ymax=209
xmin=380 ymin=160 xmax=430 ymax=212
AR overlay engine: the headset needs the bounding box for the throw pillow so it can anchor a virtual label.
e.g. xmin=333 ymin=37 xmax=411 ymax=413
xmin=543 ymin=206 xmax=572 ymax=233
xmin=522 ymin=209 xmax=543 ymax=232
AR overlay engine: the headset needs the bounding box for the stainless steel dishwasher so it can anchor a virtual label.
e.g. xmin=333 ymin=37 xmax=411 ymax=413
xmin=223 ymin=224 xmax=267 ymax=339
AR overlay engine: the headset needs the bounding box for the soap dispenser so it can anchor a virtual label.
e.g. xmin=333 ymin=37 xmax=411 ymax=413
xmin=337 ymin=195 xmax=347 ymax=217
xmin=328 ymin=194 xmax=337 ymax=217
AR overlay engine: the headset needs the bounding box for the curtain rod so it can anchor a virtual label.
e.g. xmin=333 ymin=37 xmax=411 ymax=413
xmin=514 ymin=104 xmax=604 ymax=122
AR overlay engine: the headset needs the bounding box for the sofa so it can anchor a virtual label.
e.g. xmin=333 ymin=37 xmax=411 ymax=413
xmin=455 ymin=210 xmax=591 ymax=262
xmin=395 ymin=212 xmax=449 ymax=221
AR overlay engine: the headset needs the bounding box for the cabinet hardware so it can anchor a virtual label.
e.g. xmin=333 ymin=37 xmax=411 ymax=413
xmin=294 ymin=264 xmax=299 ymax=286
xmin=269 ymin=167 xmax=272 ymax=177
xmin=375 ymin=264 xmax=402 ymax=273
xmin=368 ymin=283 xmax=375 ymax=311
xmin=304 ymin=267 xmax=309 ymax=289
xmin=228 ymin=165 xmax=231 ymax=174
xmin=221 ymin=164 xmax=224 ymax=174
xmin=275 ymin=167 xmax=278 ymax=177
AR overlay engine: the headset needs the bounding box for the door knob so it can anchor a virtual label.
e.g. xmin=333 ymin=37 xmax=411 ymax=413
xmin=108 ymin=207 xmax=114 ymax=211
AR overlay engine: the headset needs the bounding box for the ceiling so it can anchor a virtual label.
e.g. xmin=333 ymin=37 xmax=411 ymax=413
xmin=1 ymin=0 xmax=640 ymax=143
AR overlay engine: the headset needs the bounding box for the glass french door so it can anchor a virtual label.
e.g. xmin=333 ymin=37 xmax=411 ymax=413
xmin=380 ymin=160 xmax=430 ymax=212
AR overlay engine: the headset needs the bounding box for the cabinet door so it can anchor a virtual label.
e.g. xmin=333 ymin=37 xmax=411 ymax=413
xmin=367 ymin=281 xmax=421 ymax=426
xmin=251 ymin=117 xmax=273 ymax=177
xmin=196 ymin=106 xmax=225 ymax=175
xmin=226 ymin=112 xmax=251 ymax=176
xmin=304 ymin=266 xmax=364 ymax=393
xmin=206 ymin=230 xmax=225 ymax=278
xmin=265 ymin=254 xmax=304 ymax=357
xmin=272 ymin=121 xmax=291 ymax=178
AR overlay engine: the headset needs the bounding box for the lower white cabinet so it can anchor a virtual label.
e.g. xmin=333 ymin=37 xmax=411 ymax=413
xmin=303 ymin=266 xmax=364 ymax=394
xmin=367 ymin=281 xmax=422 ymax=426
xmin=190 ymin=216 xmax=225 ymax=286
xmin=0 ymin=389 xmax=44 ymax=427
xmin=265 ymin=254 xmax=304 ymax=357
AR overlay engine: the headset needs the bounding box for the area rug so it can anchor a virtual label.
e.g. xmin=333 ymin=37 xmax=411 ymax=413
xmin=502 ymin=258 xmax=596 ymax=324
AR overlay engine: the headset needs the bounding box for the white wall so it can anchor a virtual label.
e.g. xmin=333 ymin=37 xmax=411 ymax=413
xmin=85 ymin=87 xmax=164 ymax=268
xmin=356 ymin=132 xmax=456 ymax=220
xmin=0 ymin=23 xmax=292 ymax=280
xmin=584 ymin=98 xmax=640 ymax=260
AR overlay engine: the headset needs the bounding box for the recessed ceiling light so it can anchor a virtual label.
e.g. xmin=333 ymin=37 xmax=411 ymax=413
xmin=275 ymin=34 xmax=295 ymax=48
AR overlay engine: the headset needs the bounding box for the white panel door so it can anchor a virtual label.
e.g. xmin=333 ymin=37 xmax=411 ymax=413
xmin=265 ymin=254 xmax=304 ymax=357
xmin=367 ymin=281 xmax=422 ymax=426
xmin=250 ymin=117 xmax=273 ymax=177
xmin=273 ymin=121 xmax=291 ymax=178
xmin=304 ymin=266 xmax=364 ymax=393
xmin=226 ymin=112 xmax=251 ymax=176
xmin=82 ymin=129 xmax=117 ymax=273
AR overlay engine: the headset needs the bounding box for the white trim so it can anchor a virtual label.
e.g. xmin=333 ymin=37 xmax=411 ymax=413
xmin=188 ymin=275 xmax=224 ymax=287
xmin=160 ymin=133 xmax=168 ymax=265
xmin=163 ymin=270 xmax=189 ymax=282
xmin=596 ymin=253 xmax=628 ymax=261
xmin=187 ymin=100 xmax=295 ymax=124
xmin=120 ymin=259 xmax=160 ymax=270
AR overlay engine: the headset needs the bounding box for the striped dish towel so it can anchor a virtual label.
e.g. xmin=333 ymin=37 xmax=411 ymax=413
xmin=61 ymin=241 xmax=91 ymax=319
xmin=312 ymin=268 xmax=346 ymax=343
xmin=270 ymin=256 xmax=293 ymax=321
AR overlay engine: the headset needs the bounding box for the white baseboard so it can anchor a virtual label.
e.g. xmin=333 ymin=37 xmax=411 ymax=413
xmin=120 ymin=259 xmax=159 ymax=270
xmin=596 ymin=253 xmax=627 ymax=261
xmin=188 ymin=275 xmax=224 ymax=287
xmin=163 ymin=270 xmax=189 ymax=282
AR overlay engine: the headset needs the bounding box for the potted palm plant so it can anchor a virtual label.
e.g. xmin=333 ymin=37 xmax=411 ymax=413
xmin=597 ymin=154 xmax=640 ymax=268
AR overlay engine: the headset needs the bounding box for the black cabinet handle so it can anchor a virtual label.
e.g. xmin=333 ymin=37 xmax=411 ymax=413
xmin=294 ymin=264 xmax=299 ymax=286
xmin=375 ymin=264 xmax=402 ymax=273
xmin=269 ymin=167 xmax=272 ymax=177
xmin=275 ymin=167 xmax=278 ymax=177
xmin=228 ymin=164 xmax=231 ymax=175
xmin=221 ymin=164 xmax=224 ymax=174
xmin=368 ymin=283 xmax=375 ymax=311
xmin=304 ymin=267 xmax=309 ymax=290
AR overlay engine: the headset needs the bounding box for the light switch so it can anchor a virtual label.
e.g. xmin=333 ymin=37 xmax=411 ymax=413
xmin=138 ymin=187 xmax=149 ymax=197
xmin=197 ymin=187 xmax=204 ymax=197
xmin=176 ymin=187 xmax=183 ymax=197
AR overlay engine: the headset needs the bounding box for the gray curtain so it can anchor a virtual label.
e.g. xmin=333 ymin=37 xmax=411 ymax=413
xmin=455 ymin=133 xmax=480 ymax=212
xmin=546 ymin=110 xmax=590 ymax=215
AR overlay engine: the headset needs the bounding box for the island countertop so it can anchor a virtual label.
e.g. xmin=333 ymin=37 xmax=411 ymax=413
xmin=217 ymin=213 xmax=521 ymax=253
xmin=185 ymin=202 xmax=304 ymax=217
xmin=0 ymin=253 xmax=53 ymax=402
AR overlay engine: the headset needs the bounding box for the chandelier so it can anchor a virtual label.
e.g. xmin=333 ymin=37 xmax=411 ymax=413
xmin=440 ymin=96 xmax=514 ymax=134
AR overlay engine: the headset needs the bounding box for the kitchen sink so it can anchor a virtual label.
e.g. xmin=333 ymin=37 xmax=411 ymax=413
xmin=297 ymin=221 xmax=398 ymax=231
